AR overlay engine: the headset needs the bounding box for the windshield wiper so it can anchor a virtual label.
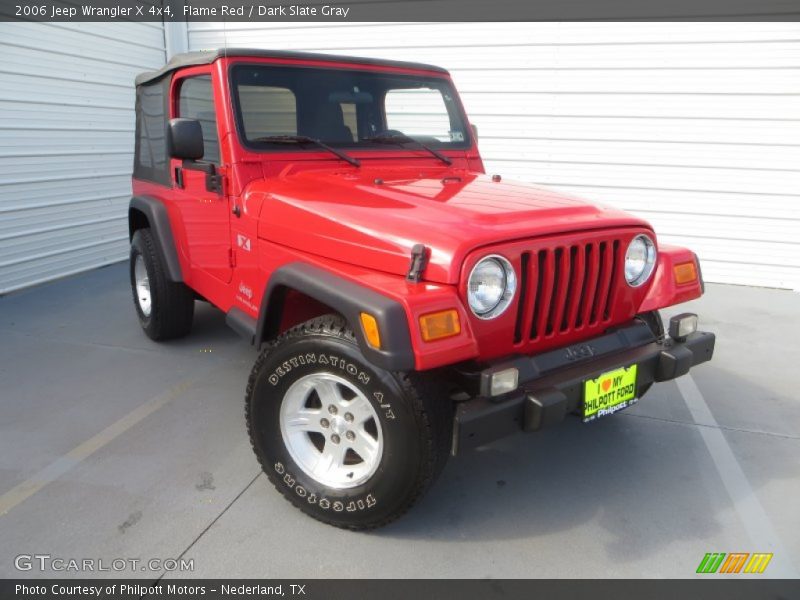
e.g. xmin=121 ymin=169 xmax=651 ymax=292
xmin=251 ymin=135 xmax=360 ymax=167
xmin=363 ymin=133 xmax=452 ymax=166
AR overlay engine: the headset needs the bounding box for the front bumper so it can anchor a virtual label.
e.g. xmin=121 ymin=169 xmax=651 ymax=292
xmin=452 ymin=320 xmax=715 ymax=454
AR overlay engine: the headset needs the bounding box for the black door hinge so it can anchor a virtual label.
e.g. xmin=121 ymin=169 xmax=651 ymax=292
xmin=406 ymin=244 xmax=429 ymax=283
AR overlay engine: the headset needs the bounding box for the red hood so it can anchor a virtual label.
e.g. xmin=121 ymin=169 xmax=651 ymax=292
xmin=253 ymin=166 xmax=651 ymax=284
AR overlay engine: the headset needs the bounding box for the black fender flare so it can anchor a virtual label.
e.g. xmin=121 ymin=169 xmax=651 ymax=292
xmin=129 ymin=196 xmax=183 ymax=282
xmin=257 ymin=263 xmax=415 ymax=372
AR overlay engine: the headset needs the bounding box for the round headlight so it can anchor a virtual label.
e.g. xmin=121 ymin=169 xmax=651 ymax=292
xmin=467 ymin=255 xmax=517 ymax=319
xmin=625 ymin=234 xmax=657 ymax=287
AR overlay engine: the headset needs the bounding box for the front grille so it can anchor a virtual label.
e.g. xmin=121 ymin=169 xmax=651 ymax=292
xmin=514 ymin=239 xmax=622 ymax=344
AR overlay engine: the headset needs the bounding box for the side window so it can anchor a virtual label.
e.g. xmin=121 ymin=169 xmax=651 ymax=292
xmin=340 ymin=102 xmax=358 ymax=138
xmin=384 ymin=88 xmax=455 ymax=143
xmin=238 ymin=85 xmax=297 ymax=139
xmin=134 ymin=80 xmax=168 ymax=184
xmin=177 ymin=76 xmax=220 ymax=164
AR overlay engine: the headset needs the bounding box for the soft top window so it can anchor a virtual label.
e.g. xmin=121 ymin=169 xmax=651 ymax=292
xmin=133 ymin=79 xmax=169 ymax=185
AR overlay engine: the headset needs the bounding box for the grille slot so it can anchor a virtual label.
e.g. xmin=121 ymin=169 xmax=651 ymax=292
xmin=545 ymin=247 xmax=564 ymax=336
xmin=591 ymin=242 xmax=608 ymax=325
xmin=516 ymin=238 xmax=621 ymax=343
xmin=513 ymin=252 xmax=530 ymax=344
xmin=562 ymin=245 xmax=581 ymax=332
xmin=604 ymin=240 xmax=621 ymax=321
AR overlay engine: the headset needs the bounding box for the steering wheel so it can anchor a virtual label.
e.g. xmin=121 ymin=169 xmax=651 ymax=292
xmin=374 ymin=129 xmax=406 ymax=137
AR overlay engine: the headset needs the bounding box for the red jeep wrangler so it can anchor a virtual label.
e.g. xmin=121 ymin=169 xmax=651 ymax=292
xmin=130 ymin=49 xmax=715 ymax=529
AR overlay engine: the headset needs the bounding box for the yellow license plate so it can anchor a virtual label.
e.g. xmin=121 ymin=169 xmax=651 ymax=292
xmin=583 ymin=364 xmax=638 ymax=422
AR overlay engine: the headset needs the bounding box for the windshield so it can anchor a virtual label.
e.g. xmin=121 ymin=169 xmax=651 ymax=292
xmin=230 ymin=64 xmax=471 ymax=151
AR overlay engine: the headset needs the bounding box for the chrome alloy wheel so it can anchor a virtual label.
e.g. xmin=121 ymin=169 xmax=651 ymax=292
xmin=133 ymin=254 xmax=152 ymax=317
xmin=280 ymin=373 xmax=383 ymax=489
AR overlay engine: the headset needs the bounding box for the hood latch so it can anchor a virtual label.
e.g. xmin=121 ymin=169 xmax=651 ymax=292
xmin=406 ymin=244 xmax=429 ymax=283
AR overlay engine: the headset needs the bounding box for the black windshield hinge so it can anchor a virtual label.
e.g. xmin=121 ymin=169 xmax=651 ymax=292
xmin=406 ymin=244 xmax=429 ymax=283
xmin=206 ymin=172 xmax=223 ymax=194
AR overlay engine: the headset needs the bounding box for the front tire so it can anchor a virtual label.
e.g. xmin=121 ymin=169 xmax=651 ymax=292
xmin=130 ymin=228 xmax=194 ymax=341
xmin=246 ymin=315 xmax=452 ymax=530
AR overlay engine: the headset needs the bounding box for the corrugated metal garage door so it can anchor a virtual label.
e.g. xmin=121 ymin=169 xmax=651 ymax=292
xmin=0 ymin=23 xmax=167 ymax=294
xmin=187 ymin=23 xmax=800 ymax=290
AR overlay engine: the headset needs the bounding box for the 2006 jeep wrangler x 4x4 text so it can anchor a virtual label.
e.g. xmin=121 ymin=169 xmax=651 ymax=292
xmin=130 ymin=49 xmax=715 ymax=529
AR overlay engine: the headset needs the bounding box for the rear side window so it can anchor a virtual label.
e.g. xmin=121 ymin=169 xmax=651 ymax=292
xmin=133 ymin=80 xmax=169 ymax=185
xmin=177 ymin=76 xmax=220 ymax=164
xmin=238 ymin=85 xmax=297 ymax=138
xmin=340 ymin=102 xmax=358 ymax=137
xmin=385 ymin=88 xmax=456 ymax=142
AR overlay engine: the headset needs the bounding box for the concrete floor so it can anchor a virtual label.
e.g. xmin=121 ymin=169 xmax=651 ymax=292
xmin=0 ymin=263 xmax=798 ymax=579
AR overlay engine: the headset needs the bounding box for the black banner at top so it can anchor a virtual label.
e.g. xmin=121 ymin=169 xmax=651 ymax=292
xmin=2 ymin=0 xmax=800 ymax=22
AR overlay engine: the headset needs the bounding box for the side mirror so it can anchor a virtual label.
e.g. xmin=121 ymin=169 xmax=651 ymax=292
xmin=471 ymin=124 xmax=478 ymax=142
xmin=168 ymin=118 xmax=204 ymax=160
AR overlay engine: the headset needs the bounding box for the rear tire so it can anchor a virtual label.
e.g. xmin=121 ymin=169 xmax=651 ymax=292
xmin=130 ymin=228 xmax=194 ymax=341
xmin=246 ymin=314 xmax=453 ymax=530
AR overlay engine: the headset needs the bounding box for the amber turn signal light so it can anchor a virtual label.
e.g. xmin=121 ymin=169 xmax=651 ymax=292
xmin=674 ymin=261 xmax=698 ymax=285
xmin=359 ymin=312 xmax=381 ymax=349
xmin=419 ymin=309 xmax=461 ymax=342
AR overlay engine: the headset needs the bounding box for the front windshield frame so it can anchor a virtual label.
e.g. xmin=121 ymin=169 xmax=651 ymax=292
xmin=228 ymin=62 xmax=473 ymax=154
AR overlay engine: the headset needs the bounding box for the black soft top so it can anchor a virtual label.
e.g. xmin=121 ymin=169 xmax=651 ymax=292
xmin=135 ymin=48 xmax=449 ymax=86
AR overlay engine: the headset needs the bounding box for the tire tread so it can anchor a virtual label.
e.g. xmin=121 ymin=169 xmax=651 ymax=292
xmin=245 ymin=314 xmax=452 ymax=530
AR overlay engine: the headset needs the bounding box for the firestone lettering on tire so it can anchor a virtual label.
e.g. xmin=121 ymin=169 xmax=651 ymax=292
xmin=273 ymin=462 xmax=377 ymax=512
xmin=268 ymin=353 xmax=371 ymax=386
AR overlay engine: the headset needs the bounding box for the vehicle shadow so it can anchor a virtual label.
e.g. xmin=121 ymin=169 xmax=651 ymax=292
xmin=154 ymin=301 xmax=247 ymax=357
xmin=376 ymin=368 xmax=799 ymax=567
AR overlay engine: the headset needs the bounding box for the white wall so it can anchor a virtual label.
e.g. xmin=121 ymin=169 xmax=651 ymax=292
xmin=0 ymin=22 xmax=167 ymax=294
xmin=1 ymin=22 xmax=797 ymax=293
xmin=186 ymin=22 xmax=800 ymax=290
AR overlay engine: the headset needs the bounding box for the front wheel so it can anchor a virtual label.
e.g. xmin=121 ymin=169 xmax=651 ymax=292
xmin=245 ymin=315 xmax=452 ymax=530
